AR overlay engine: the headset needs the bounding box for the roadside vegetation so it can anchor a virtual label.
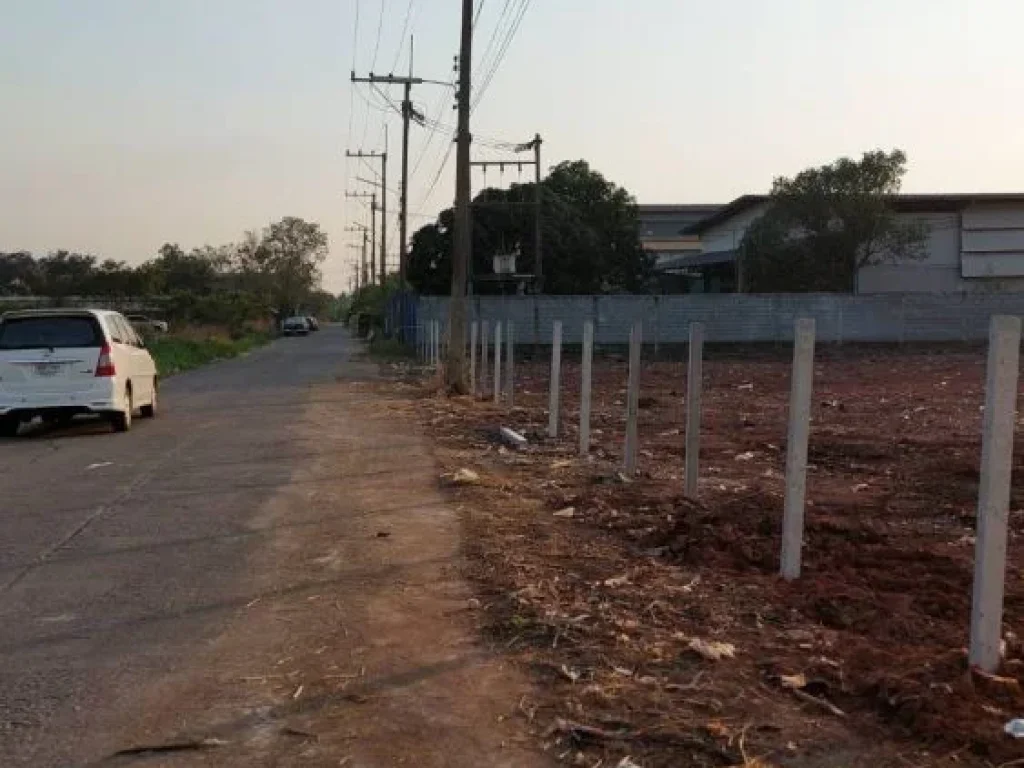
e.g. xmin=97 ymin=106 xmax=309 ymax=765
xmin=147 ymin=327 xmax=272 ymax=377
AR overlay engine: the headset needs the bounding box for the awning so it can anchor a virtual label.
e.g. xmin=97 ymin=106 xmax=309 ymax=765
xmin=657 ymin=249 xmax=737 ymax=271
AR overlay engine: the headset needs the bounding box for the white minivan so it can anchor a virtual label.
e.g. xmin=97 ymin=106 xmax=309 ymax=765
xmin=0 ymin=309 xmax=158 ymax=436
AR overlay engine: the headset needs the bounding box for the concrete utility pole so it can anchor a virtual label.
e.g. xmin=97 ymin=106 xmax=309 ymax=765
xmin=532 ymin=134 xmax=543 ymax=291
xmin=346 ymin=151 xmax=387 ymax=283
xmin=346 ymin=240 xmax=367 ymax=289
xmin=344 ymin=195 xmax=374 ymax=284
xmin=350 ymin=73 xmax=424 ymax=284
xmin=446 ymin=0 xmax=473 ymax=392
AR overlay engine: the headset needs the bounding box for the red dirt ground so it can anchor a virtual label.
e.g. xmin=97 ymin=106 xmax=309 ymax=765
xmin=407 ymin=346 xmax=1024 ymax=767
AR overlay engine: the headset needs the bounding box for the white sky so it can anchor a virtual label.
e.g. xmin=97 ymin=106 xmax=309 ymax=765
xmin=2 ymin=0 xmax=1023 ymax=291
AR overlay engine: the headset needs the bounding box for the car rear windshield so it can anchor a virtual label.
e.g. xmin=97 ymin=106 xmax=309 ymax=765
xmin=0 ymin=316 xmax=103 ymax=350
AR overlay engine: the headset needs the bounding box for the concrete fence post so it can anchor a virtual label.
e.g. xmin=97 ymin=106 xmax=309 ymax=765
xmin=493 ymin=322 xmax=503 ymax=404
xmin=579 ymin=321 xmax=594 ymax=456
xmin=505 ymin=322 xmax=515 ymax=406
xmin=969 ymin=314 xmax=1022 ymax=672
xmin=480 ymin=320 xmax=489 ymax=397
xmin=684 ymin=322 xmax=705 ymax=498
xmin=780 ymin=318 xmax=816 ymax=580
xmin=623 ymin=320 xmax=643 ymax=475
xmin=548 ymin=321 xmax=563 ymax=438
xmin=470 ymin=321 xmax=478 ymax=394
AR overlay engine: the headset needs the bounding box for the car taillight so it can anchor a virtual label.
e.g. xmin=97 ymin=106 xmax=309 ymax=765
xmin=95 ymin=344 xmax=116 ymax=377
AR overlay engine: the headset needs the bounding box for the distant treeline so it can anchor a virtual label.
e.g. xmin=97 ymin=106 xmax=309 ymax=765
xmin=1 ymin=217 xmax=337 ymax=327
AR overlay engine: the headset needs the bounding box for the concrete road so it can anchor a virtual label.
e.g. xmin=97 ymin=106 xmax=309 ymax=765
xmin=0 ymin=325 xmax=356 ymax=766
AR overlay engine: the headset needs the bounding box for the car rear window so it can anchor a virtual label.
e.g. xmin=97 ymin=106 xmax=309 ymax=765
xmin=0 ymin=316 xmax=103 ymax=350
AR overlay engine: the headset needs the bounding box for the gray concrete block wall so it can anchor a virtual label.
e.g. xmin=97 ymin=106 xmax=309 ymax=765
xmin=414 ymin=294 xmax=1024 ymax=346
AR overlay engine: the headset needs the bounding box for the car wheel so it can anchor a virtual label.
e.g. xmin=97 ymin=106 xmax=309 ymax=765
xmin=0 ymin=417 xmax=20 ymax=438
xmin=112 ymin=389 xmax=133 ymax=433
xmin=141 ymin=381 xmax=158 ymax=418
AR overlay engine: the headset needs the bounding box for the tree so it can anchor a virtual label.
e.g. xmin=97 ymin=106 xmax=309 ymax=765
xmin=89 ymin=259 xmax=136 ymax=298
xmin=407 ymin=160 xmax=654 ymax=295
xmin=0 ymin=252 xmax=39 ymax=295
xmin=235 ymin=217 xmax=328 ymax=315
xmin=36 ymin=251 xmax=97 ymax=301
xmin=740 ymin=149 xmax=927 ymax=292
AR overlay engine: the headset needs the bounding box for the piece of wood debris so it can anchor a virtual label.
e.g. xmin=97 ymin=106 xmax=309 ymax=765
xmin=779 ymin=673 xmax=807 ymax=690
xmin=111 ymin=738 xmax=228 ymax=757
xmin=792 ymin=688 xmax=845 ymax=717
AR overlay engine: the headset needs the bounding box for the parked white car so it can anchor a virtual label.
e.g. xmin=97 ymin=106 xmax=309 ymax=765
xmin=0 ymin=309 xmax=159 ymax=436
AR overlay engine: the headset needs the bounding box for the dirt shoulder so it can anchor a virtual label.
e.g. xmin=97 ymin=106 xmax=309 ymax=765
xmin=86 ymin=374 xmax=551 ymax=767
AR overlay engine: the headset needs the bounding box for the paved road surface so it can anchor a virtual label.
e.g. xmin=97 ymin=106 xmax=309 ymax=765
xmin=0 ymin=326 xmax=355 ymax=766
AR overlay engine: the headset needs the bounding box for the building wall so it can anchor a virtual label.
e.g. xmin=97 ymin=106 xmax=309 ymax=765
xmin=417 ymin=293 xmax=1024 ymax=345
xmin=859 ymin=205 xmax=1024 ymax=293
xmin=857 ymin=212 xmax=962 ymax=293
xmin=699 ymin=200 xmax=1024 ymax=294
xmin=961 ymin=203 xmax=1024 ymax=280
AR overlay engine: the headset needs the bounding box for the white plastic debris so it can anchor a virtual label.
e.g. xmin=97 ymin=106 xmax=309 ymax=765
xmin=1004 ymin=719 xmax=1024 ymax=738
xmin=447 ymin=468 xmax=480 ymax=486
xmin=499 ymin=427 xmax=528 ymax=449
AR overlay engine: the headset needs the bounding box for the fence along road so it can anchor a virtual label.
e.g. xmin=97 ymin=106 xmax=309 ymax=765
xmin=416 ymin=293 xmax=1024 ymax=345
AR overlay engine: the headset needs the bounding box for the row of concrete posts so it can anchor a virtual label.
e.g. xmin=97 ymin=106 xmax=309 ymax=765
xmin=420 ymin=314 xmax=1020 ymax=674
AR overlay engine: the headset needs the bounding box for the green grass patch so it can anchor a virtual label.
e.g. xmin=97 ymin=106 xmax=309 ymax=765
xmin=148 ymin=332 xmax=272 ymax=377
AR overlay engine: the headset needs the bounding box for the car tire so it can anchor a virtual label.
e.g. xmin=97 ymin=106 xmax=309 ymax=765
xmin=141 ymin=381 xmax=158 ymax=418
xmin=112 ymin=389 xmax=133 ymax=433
xmin=0 ymin=417 xmax=20 ymax=438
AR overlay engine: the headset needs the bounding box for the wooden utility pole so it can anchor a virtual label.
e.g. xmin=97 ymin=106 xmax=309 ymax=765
xmin=446 ymin=0 xmax=473 ymax=392
xmin=345 ymin=151 xmax=387 ymax=283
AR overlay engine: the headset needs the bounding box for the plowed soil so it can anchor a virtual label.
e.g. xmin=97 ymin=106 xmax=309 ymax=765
xmin=408 ymin=346 xmax=1024 ymax=767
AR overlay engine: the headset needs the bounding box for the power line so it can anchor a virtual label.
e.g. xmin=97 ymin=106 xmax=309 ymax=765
xmin=473 ymin=0 xmax=531 ymax=111
xmin=474 ymin=0 xmax=514 ymax=89
xmin=370 ymin=0 xmax=387 ymax=69
xmin=410 ymin=88 xmax=452 ymax=181
xmin=472 ymin=0 xmax=487 ymax=28
xmin=415 ymin=138 xmax=455 ymax=217
xmin=389 ymin=0 xmax=416 ymax=73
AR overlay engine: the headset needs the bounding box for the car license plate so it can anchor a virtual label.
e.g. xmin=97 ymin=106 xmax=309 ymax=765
xmin=35 ymin=362 xmax=61 ymax=377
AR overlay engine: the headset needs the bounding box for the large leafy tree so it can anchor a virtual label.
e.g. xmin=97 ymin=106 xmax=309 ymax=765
xmin=236 ymin=216 xmax=328 ymax=315
xmin=407 ymin=160 xmax=654 ymax=295
xmin=740 ymin=149 xmax=927 ymax=292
